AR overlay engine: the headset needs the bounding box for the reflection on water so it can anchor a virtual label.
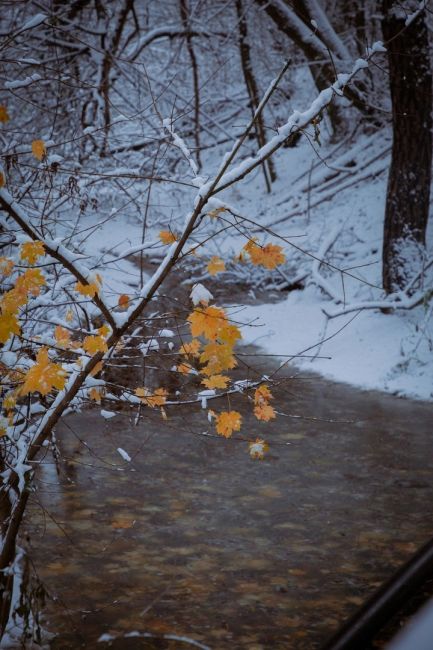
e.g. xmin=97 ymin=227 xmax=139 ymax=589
xmin=23 ymin=368 xmax=433 ymax=649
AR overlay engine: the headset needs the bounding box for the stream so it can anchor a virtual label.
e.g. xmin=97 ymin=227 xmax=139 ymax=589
xmin=19 ymin=354 xmax=433 ymax=649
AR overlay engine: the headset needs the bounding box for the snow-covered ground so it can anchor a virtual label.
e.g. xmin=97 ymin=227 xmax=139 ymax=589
xmin=83 ymin=127 xmax=432 ymax=402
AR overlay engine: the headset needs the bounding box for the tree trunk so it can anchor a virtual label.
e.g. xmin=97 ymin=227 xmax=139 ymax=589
xmin=236 ymin=0 xmax=276 ymax=190
xmin=382 ymin=1 xmax=432 ymax=293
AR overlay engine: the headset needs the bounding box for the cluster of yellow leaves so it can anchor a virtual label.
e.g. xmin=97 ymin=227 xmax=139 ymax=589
xmin=20 ymin=240 xmax=45 ymax=265
xmin=20 ymin=347 xmax=67 ymax=396
xmin=243 ymin=239 xmax=286 ymax=269
xmin=0 ymin=267 xmax=46 ymax=343
xmin=254 ymin=384 xmax=276 ymax=422
xmin=32 ymin=139 xmax=46 ymax=161
xmin=75 ymin=274 xmax=102 ymax=299
xmin=135 ymin=386 xmax=168 ymax=408
xmin=159 ymin=230 xmax=179 ymax=245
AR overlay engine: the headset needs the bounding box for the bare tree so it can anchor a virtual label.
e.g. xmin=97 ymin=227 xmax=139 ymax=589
xmin=381 ymin=1 xmax=432 ymax=293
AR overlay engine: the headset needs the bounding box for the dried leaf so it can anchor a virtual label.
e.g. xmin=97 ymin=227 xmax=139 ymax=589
xmin=0 ymin=106 xmax=10 ymax=123
xmin=32 ymin=139 xmax=46 ymax=161
xmin=20 ymin=347 xmax=67 ymax=396
xmin=207 ymin=256 xmax=226 ymax=276
xmin=20 ymin=240 xmax=45 ymax=264
xmin=118 ymin=293 xmax=129 ymax=310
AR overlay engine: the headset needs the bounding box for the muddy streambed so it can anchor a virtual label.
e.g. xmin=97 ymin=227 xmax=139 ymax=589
xmin=20 ymin=354 xmax=433 ymax=650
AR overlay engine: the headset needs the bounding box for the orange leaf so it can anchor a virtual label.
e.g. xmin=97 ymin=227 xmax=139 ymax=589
xmin=188 ymin=305 xmax=228 ymax=340
xmin=207 ymin=256 xmax=226 ymax=276
xmin=135 ymin=386 xmax=168 ymax=408
xmin=54 ymin=325 xmax=71 ymax=348
xmin=215 ymin=410 xmax=242 ymax=438
xmin=118 ymin=294 xmax=129 ymax=310
xmin=0 ymin=106 xmax=10 ymax=123
xmin=0 ymin=171 xmax=5 ymax=188
xmin=254 ymin=402 xmax=276 ymax=422
xmin=248 ymin=438 xmax=269 ymax=460
xmin=0 ymin=312 xmax=21 ymax=344
xmin=75 ymin=281 xmax=99 ymax=298
xmin=83 ymin=335 xmax=108 ymax=355
xmin=254 ymin=384 xmax=273 ymax=405
xmin=248 ymin=243 xmax=286 ymax=269
xmin=89 ymin=387 xmax=103 ymax=403
xmin=32 ymin=139 xmax=46 ymax=161
xmin=159 ymin=230 xmax=178 ymax=245
xmin=20 ymin=240 xmax=45 ymax=264
xmin=200 ymin=342 xmax=237 ymax=375
xmin=179 ymin=339 xmax=201 ymax=357
xmin=20 ymin=347 xmax=67 ymax=396
xmin=201 ymin=374 xmax=230 ymax=389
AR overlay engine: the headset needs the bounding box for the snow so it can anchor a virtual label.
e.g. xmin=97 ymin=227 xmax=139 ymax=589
xmin=117 ymin=447 xmax=131 ymax=462
xmin=190 ymin=282 xmax=213 ymax=305
xmin=100 ymin=409 xmax=117 ymax=419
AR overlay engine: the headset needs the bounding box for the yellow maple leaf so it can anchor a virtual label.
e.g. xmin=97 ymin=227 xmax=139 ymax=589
xmin=31 ymin=139 xmax=46 ymax=161
xmin=0 ymin=312 xmax=20 ymax=344
xmin=135 ymin=386 xmax=168 ymax=408
xmin=0 ymin=106 xmax=10 ymax=123
xmin=215 ymin=410 xmax=242 ymax=438
xmin=179 ymin=339 xmax=201 ymax=357
xmin=20 ymin=241 xmax=45 ymax=265
xmin=188 ymin=305 xmax=228 ymax=340
xmin=219 ymin=323 xmax=242 ymax=346
xmin=201 ymin=374 xmax=230 ymax=389
xmin=15 ymin=268 xmax=46 ymax=297
xmin=254 ymin=402 xmax=276 ymax=422
xmin=75 ymin=281 xmax=99 ymax=298
xmin=248 ymin=243 xmax=286 ymax=269
xmin=254 ymin=384 xmax=273 ymax=405
xmin=159 ymin=230 xmax=178 ymax=245
xmin=83 ymin=335 xmax=108 ymax=355
xmin=248 ymin=438 xmax=269 ymax=460
xmin=54 ymin=325 xmax=71 ymax=348
xmin=200 ymin=341 xmax=237 ymax=375
xmin=0 ymin=257 xmax=14 ymax=277
xmin=0 ymin=171 xmax=5 ymax=188
xmin=207 ymin=256 xmax=226 ymax=276
xmin=20 ymin=347 xmax=67 ymax=396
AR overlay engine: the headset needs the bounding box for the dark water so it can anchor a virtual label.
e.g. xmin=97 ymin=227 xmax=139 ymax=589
xmin=22 ymin=363 xmax=433 ymax=649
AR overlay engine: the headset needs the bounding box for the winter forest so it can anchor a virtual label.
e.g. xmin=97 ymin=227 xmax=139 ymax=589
xmin=0 ymin=0 xmax=433 ymax=648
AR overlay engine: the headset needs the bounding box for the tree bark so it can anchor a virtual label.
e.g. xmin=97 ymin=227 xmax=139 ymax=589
xmin=382 ymin=1 xmax=432 ymax=293
xmin=236 ymin=0 xmax=276 ymax=190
